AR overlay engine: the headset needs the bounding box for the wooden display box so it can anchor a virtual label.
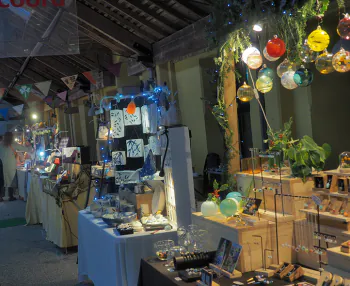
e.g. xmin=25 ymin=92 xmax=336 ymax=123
xmin=341 ymin=240 xmax=350 ymax=253
xmin=192 ymin=212 xmax=294 ymax=273
xmin=314 ymin=174 xmax=327 ymax=189
xmin=327 ymin=246 xmax=350 ymax=274
xmin=237 ymin=172 xmax=314 ymax=218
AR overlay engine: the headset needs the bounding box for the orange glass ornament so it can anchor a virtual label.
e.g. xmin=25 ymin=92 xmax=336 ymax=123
xmin=126 ymin=99 xmax=136 ymax=114
xmin=266 ymin=35 xmax=286 ymax=57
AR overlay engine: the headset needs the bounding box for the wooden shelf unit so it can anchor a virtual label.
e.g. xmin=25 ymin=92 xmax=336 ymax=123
xmin=300 ymin=209 xmax=350 ymax=223
xmin=326 ymin=247 xmax=350 ymax=278
xmin=312 ymin=189 xmax=350 ymax=199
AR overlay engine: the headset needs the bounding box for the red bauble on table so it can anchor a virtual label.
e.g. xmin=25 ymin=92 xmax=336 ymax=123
xmin=266 ymin=35 xmax=286 ymax=57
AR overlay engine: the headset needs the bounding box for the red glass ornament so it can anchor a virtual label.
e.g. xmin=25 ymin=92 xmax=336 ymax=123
xmin=126 ymin=100 xmax=136 ymax=114
xmin=337 ymin=13 xmax=350 ymax=40
xmin=266 ymin=35 xmax=286 ymax=57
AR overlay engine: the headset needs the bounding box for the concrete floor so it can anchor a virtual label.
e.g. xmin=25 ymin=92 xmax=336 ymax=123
xmin=0 ymin=199 xmax=80 ymax=286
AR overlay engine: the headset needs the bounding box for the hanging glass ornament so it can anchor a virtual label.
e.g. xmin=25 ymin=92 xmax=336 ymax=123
xmin=337 ymin=13 xmax=350 ymax=40
xmin=277 ymin=59 xmax=297 ymax=78
xmin=263 ymin=48 xmax=280 ymax=62
xmin=258 ymin=65 xmax=274 ymax=79
xmin=300 ymin=40 xmax=318 ymax=63
xmin=293 ymin=66 xmax=313 ymax=87
xmin=256 ymin=75 xmax=273 ymax=93
xmin=237 ymin=82 xmax=254 ymax=102
xmin=315 ymin=50 xmax=335 ymax=74
xmin=247 ymin=53 xmax=263 ymax=69
xmin=332 ymin=48 xmax=350 ymax=73
xmin=266 ymin=35 xmax=286 ymax=57
xmin=281 ymin=70 xmax=298 ymax=90
xmin=242 ymin=47 xmax=260 ymax=64
xmin=307 ymin=26 xmax=330 ymax=52
xmin=126 ymin=99 xmax=136 ymax=114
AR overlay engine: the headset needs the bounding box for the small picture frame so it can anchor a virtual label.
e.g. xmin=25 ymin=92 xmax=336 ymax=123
xmin=243 ymin=198 xmax=262 ymax=215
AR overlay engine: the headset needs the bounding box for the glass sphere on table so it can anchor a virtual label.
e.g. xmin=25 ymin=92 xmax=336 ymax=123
xmin=226 ymin=192 xmax=242 ymax=203
xmin=220 ymin=198 xmax=239 ymax=217
xmin=154 ymin=240 xmax=175 ymax=261
xmin=315 ymin=50 xmax=335 ymax=74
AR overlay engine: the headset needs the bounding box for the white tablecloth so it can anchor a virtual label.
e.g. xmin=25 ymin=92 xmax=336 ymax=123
xmin=78 ymin=211 xmax=177 ymax=286
xmin=25 ymin=173 xmax=45 ymax=224
xmin=17 ymin=168 xmax=31 ymax=201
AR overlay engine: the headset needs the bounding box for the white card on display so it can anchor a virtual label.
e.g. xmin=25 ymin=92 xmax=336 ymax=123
xmin=144 ymin=144 xmax=150 ymax=162
xmin=115 ymin=170 xmax=140 ymax=185
xmin=126 ymin=139 xmax=144 ymax=158
xmin=149 ymin=135 xmax=161 ymax=155
xmin=110 ymin=110 xmax=124 ymax=138
xmin=112 ymin=151 xmax=126 ymax=166
xmin=98 ymin=126 xmax=109 ymax=139
xmin=148 ymin=104 xmax=158 ymax=134
xmin=123 ymin=107 xmax=141 ymax=126
xmin=141 ymin=105 xmax=151 ymax=134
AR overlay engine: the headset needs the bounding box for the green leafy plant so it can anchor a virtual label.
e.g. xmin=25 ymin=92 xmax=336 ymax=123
xmin=265 ymin=118 xmax=331 ymax=181
xmin=207 ymin=180 xmax=229 ymax=205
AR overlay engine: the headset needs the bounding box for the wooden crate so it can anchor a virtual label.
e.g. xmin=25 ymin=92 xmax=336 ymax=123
xmin=192 ymin=212 xmax=293 ymax=273
xmin=327 ymin=247 xmax=350 ymax=276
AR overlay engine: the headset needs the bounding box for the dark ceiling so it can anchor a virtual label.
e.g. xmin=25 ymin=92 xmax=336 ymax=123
xmin=0 ymin=0 xmax=211 ymax=106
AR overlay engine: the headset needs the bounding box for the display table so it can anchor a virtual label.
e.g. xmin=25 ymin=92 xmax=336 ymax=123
xmin=78 ymin=211 xmax=177 ymax=286
xmin=17 ymin=167 xmax=31 ymax=201
xmin=138 ymin=257 xmax=308 ymax=286
xmin=192 ymin=212 xmax=294 ymax=273
xmin=25 ymin=172 xmax=45 ymax=224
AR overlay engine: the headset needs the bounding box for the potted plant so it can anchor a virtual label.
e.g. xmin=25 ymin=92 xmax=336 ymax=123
xmin=201 ymin=180 xmax=229 ymax=216
xmin=265 ymin=118 xmax=331 ymax=181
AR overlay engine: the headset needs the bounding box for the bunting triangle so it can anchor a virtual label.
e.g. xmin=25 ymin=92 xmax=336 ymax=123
xmin=61 ymin=75 xmax=78 ymax=90
xmin=57 ymin=91 xmax=68 ymax=101
xmin=82 ymin=71 xmax=97 ymax=85
xmin=15 ymin=84 xmax=32 ymax=100
xmin=13 ymin=104 xmax=24 ymax=115
xmin=0 ymin=88 xmax=5 ymax=101
xmin=107 ymin=63 xmax=122 ymax=77
xmin=34 ymin=81 xmax=51 ymax=97
xmin=0 ymin=108 xmax=9 ymax=121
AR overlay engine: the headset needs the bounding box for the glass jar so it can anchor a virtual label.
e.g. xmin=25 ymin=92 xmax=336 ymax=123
xmin=339 ymin=152 xmax=350 ymax=173
xmin=154 ymin=240 xmax=175 ymax=261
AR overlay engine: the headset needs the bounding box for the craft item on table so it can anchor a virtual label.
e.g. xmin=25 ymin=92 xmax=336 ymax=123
xmin=237 ymin=82 xmax=254 ymax=102
xmin=115 ymin=169 xmax=141 ymax=185
xmin=102 ymin=212 xmax=137 ymax=227
xmin=112 ymin=151 xmax=126 ymax=166
xmin=131 ymin=220 xmax=143 ymax=232
xmin=328 ymin=199 xmax=343 ymax=215
xmin=123 ymin=107 xmax=141 ymax=126
xmin=141 ymin=105 xmax=151 ymax=133
xmin=116 ymin=223 xmax=134 ymax=235
xmin=220 ymin=198 xmax=239 ymax=217
xmin=307 ymin=26 xmax=330 ymax=52
xmin=339 ymin=151 xmax=350 ymax=172
xmin=243 ymin=198 xmax=262 ymax=215
xmin=110 ymin=109 xmax=124 ymax=138
xmin=340 ymin=200 xmax=348 ymax=215
xmin=142 ymin=214 xmax=169 ymax=226
xmin=319 ymin=199 xmax=330 ymax=212
xmin=149 ymin=135 xmax=161 ymax=155
xmin=201 ymin=200 xmax=219 ymax=217
xmin=126 ymin=139 xmax=144 ymax=158
xmin=148 ymin=180 xmax=166 ymax=214
xmin=154 ymin=240 xmax=175 ymax=261
xmin=140 ymin=150 xmax=156 ymax=178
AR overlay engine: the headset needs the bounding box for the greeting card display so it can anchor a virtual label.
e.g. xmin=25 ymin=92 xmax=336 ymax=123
xmin=112 ymin=151 xmax=126 ymax=166
xmin=141 ymin=105 xmax=151 ymax=134
xmin=126 ymin=139 xmax=144 ymax=158
xmin=115 ymin=170 xmax=140 ymax=185
xmin=213 ymin=238 xmax=242 ymax=273
xmin=110 ymin=110 xmax=125 ymax=138
xmin=243 ymin=198 xmax=262 ymax=215
xmin=123 ymin=107 xmax=141 ymax=126
xmin=149 ymin=135 xmax=161 ymax=155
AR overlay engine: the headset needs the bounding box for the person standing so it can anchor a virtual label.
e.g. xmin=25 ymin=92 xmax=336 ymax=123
xmin=0 ymin=132 xmax=32 ymax=202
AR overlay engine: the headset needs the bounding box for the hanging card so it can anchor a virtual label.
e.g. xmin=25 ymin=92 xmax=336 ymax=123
xmin=144 ymin=145 xmax=150 ymax=162
xmin=110 ymin=110 xmax=125 ymax=138
xmin=123 ymin=107 xmax=141 ymax=126
xmin=149 ymin=135 xmax=161 ymax=155
xmin=115 ymin=170 xmax=140 ymax=185
xmin=141 ymin=105 xmax=151 ymax=133
xmin=126 ymin=139 xmax=144 ymax=158
xmin=112 ymin=151 xmax=126 ymax=166
xmin=148 ymin=104 xmax=158 ymax=133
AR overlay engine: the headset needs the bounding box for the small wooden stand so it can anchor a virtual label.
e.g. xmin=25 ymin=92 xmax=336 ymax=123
xmin=196 ymin=281 xmax=220 ymax=286
xmin=255 ymin=268 xmax=275 ymax=277
xmin=209 ymin=263 xmax=242 ymax=279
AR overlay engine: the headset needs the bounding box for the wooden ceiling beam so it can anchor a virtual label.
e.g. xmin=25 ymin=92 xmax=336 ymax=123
xmin=76 ymin=1 xmax=152 ymax=55
xmin=102 ymin=0 xmax=171 ymax=36
xmin=147 ymin=0 xmax=191 ymax=25
xmin=173 ymin=0 xmax=208 ymax=18
xmin=122 ymin=0 xmax=183 ymax=31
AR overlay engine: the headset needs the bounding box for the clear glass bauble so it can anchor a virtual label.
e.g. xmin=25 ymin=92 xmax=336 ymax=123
xmin=220 ymin=198 xmax=239 ymax=217
xmin=277 ymin=59 xmax=297 ymax=78
xmin=332 ymin=48 xmax=350 ymax=73
xmin=201 ymin=201 xmax=219 ymax=217
xmin=258 ymin=65 xmax=274 ymax=79
xmin=307 ymin=26 xmax=330 ymax=52
xmin=247 ymin=53 xmax=263 ymax=69
xmin=226 ymin=192 xmax=242 ymax=203
xmin=263 ymin=47 xmax=280 ymax=62
xmin=315 ymin=50 xmax=335 ymax=74
xmin=242 ymin=47 xmax=260 ymax=64
xmin=281 ymin=70 xmax=298 ymax=90
xmin=293 ymin=67 xmax=313 ymax=87
xmin=300 ymin=40 xmax=318 ymax=63
xmin=237 ymin=82 xmax=254 ymax=102
xmin=337 ymin=13 xmax=350 ymax=40
xmin=256 ymin=75 xmax=273 ymax=93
